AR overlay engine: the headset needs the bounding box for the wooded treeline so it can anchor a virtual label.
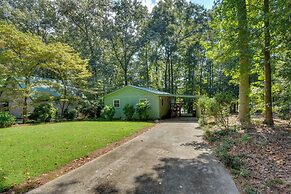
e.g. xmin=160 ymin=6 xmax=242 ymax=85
xmin=0 ymin=0 xmax=290 ymax=125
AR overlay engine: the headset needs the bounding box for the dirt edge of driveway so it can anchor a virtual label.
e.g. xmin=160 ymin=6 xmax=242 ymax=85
xmin=3 ymin=124 xmax=156 ymax=194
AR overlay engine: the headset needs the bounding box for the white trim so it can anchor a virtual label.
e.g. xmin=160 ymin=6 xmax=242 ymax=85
xmin=113 ymin=99 xmax=120 ymax=108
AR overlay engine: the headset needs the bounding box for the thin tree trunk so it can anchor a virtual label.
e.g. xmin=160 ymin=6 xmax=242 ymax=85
xmin=263 ymin=0 xmax=274 ymax=126
xmin=189 ymin=67 xmax=192 ymax=94
xmin=210 ymin=61 xmax=214 ymax=97
xmin=165 ymin=51 xmax=169 ymax=92
xmin=155 ymin=46 xmax=159 ymax=88
xmin=199 ymin=61 xmax=203 ymax=95
xmin=23 ymin=96 xmax=28 ymax=124
xmin=167 ymin=52 xmax=171 ymax=93
xmin=22 ymin=78 xmax=29 ymax=124
xmin=170 ymin=55 xmax=174 ymax=94
xmin=124 ymin=68 xmax=128 ymax=86
xmin=164 ymin=63 xmax=168 ymax=92
xmin=192 ymin=65 xmax=195 ymax=95
xmin=236 ymin=0 xmax=251 ymax=126
xmin=145 ymin=47 xmax=149 ymax=87
xmin=124 ymin=51 xmax=128 ymax=85
xmin=61 ymin=82 xmax=67 ymax=119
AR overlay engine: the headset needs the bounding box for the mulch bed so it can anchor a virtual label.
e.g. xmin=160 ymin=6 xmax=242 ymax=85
xmin=212 ymin=118 xmax=291 ymax=194
xmin=3 ymin=124 xmax=156 ymax=194
xmin=232 ymin=121 xmax=290 ymax=193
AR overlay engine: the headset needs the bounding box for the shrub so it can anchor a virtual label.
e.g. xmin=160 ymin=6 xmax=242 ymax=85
xmin=265 ymin=178 xmax=285 ymax=187
xmin=0 ymin=112 xmax=15 ymax=128
xmin=203 ymin=128 xmax=216 ymax=142
xmin=240 ymin=133 xmax=252 ymax=142
xmin=198 ymin=94 xmax=233 ymax=128
xmin=136 ymin=100 xmax=150 ymax=120
xmin=215 ymin=140 xmax=243 ymax=170
xmin=123 ymin=104 xmax=135 ymax=120
xmin=198 ymin=95 xmax=211 ymax=125
xmin=244 ymin=186 xmax=259 ymax=194
xmin=78 ymin=100 xmax=102 ymax=119
xmin=240 ymin=168 xmax=251 ymax=178
xmin=204 ymin=127 xmax=237 ymax=142
xmin=29 ymin=103 xmax=57 ymax=122
xmin=275 ymin=103 xmax=291 ymax=121
xmin=64 ymin=109 xmax=78 ymax=120
xmin=198 ymin=118 xmax=206 ymax=126
xmin=102 ymin=105 xmax=115 ymax=120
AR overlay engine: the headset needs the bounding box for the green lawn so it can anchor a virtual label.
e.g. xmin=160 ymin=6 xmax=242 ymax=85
xmin=0 ymin=121 xmax=153 ymax=191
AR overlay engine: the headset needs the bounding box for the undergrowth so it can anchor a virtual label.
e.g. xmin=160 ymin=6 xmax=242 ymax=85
xmin=203 ymin=126 xmax=256 ymax=193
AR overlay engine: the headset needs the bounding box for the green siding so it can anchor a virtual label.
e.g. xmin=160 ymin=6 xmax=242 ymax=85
xmin=104 ymin=86 xmax=161 ymax=119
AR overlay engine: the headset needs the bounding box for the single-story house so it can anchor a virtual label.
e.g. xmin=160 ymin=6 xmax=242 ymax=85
xmin=0 ymin=77 xmax=83 ymax=119
xmin=103 ymin=85 xmax=197 ymax=119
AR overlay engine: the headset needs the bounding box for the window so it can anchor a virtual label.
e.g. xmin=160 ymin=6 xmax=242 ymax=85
xmin=113 ymin=99 xmax=120 ymax=108
xmin=139 ymin=98 xmax=147 ymax=103
xmin=162 ymin=99 xmax=164 ymax=106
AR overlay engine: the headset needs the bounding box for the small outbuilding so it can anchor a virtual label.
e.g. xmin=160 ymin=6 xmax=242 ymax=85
xmin=103 ymin=85 xmax=197 ymax=119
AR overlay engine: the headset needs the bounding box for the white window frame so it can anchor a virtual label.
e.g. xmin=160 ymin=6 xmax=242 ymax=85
xmin=113 ymin=99 xmax=120 ymax=108
xmin=139 ymin=98 xmax=147 ymax=103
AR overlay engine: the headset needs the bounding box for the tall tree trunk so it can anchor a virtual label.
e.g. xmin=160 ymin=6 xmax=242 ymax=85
xmin=263 ymin=0 xmax=274 ymax=126
xmin=236 ymin=0 xmax=251 ymax=126
xmin=165 ymin=50 xmax=170 ymax=92
xmin=124 ymin=68 xmax=128 ymax=86
xmin=165 ymin=62 xmax=168 ymax=92
xmin=23 ymin=96 xmax=28 ymax=124
xmin=145 ymin=47 xmax=149 ymax=87
xmin=155 ymin=47 xmax=159 ymax=88
xmin=189 ymin=67 xmax=192 ymax=94
xmin=191 ymin=65 xmax=195 ymax=95
xmin=199 ymin=61 xmax=203 ymax=95
xmin=60 ymin=82 xmax=67 ymax=119
xmin=167 ymin=52 xmax=171 ymax=93
xmin=22 ymin=78 xmax=29 ymax=124
xmin=210 ymin=61 xmax=214 ymax=97
xmin=170 ymin=55 xmax=174 ymax=94
xmin=124 ymin=48 xmax=128 ymax=85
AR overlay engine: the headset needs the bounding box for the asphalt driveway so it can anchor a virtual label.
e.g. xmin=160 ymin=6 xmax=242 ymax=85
xmin=28 ymin=118 xmax=239 ymax=194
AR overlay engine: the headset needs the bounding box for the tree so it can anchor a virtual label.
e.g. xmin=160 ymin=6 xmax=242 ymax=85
xmin=0 ymin=22 xmax=48 ymax=123
xmin=1 ymin=0 xmax=289 ymax=126
xmin=236 ymin=0 xmax=251 ymax=126
xmin=0 ymin=23 xmax=91 ymax=121
xmin=262 ymin=0 xmax=273 ymax=126
xmin=56 ymin=0 xmax=110 ymax=86
xmin=104 ymin=0 xmax=148 ymax=85
xmin=46 ymin=42 xmax=91 ymax=118
xmin=150 ymin=0 xmax=208 ymax=93
xmin=0 ymin=0 xmax=59 ymax=43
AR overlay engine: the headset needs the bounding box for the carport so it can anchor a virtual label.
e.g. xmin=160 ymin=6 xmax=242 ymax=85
xmin=169 ymin=94 xmax=199 ymax=118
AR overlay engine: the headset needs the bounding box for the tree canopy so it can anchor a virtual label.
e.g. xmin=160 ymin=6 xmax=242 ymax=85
xmin=0 ymin=0 xmax=290 ymax=124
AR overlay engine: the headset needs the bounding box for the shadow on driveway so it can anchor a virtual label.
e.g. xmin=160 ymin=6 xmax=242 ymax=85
xmin=93 ymin=142 xmax=237 ymax=194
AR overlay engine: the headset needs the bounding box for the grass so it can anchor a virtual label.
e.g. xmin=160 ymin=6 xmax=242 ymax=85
xmin=0 ymin=121 xmax=153 ymax=191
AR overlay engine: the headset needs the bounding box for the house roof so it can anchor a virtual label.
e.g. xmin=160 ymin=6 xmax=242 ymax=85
xmin=3 ymin=77 xmax=87 ymax=98
xmin=103 ymin=85 xmax=171 ymax=98
xmin=104 ymin=85 xmax=198 ymax=98
xmin=129 ymin=85 xmax=172 ymax=96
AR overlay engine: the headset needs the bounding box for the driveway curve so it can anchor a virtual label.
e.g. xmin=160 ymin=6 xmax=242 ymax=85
xmin=28 ymin=118 xmax=239 ymax=194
